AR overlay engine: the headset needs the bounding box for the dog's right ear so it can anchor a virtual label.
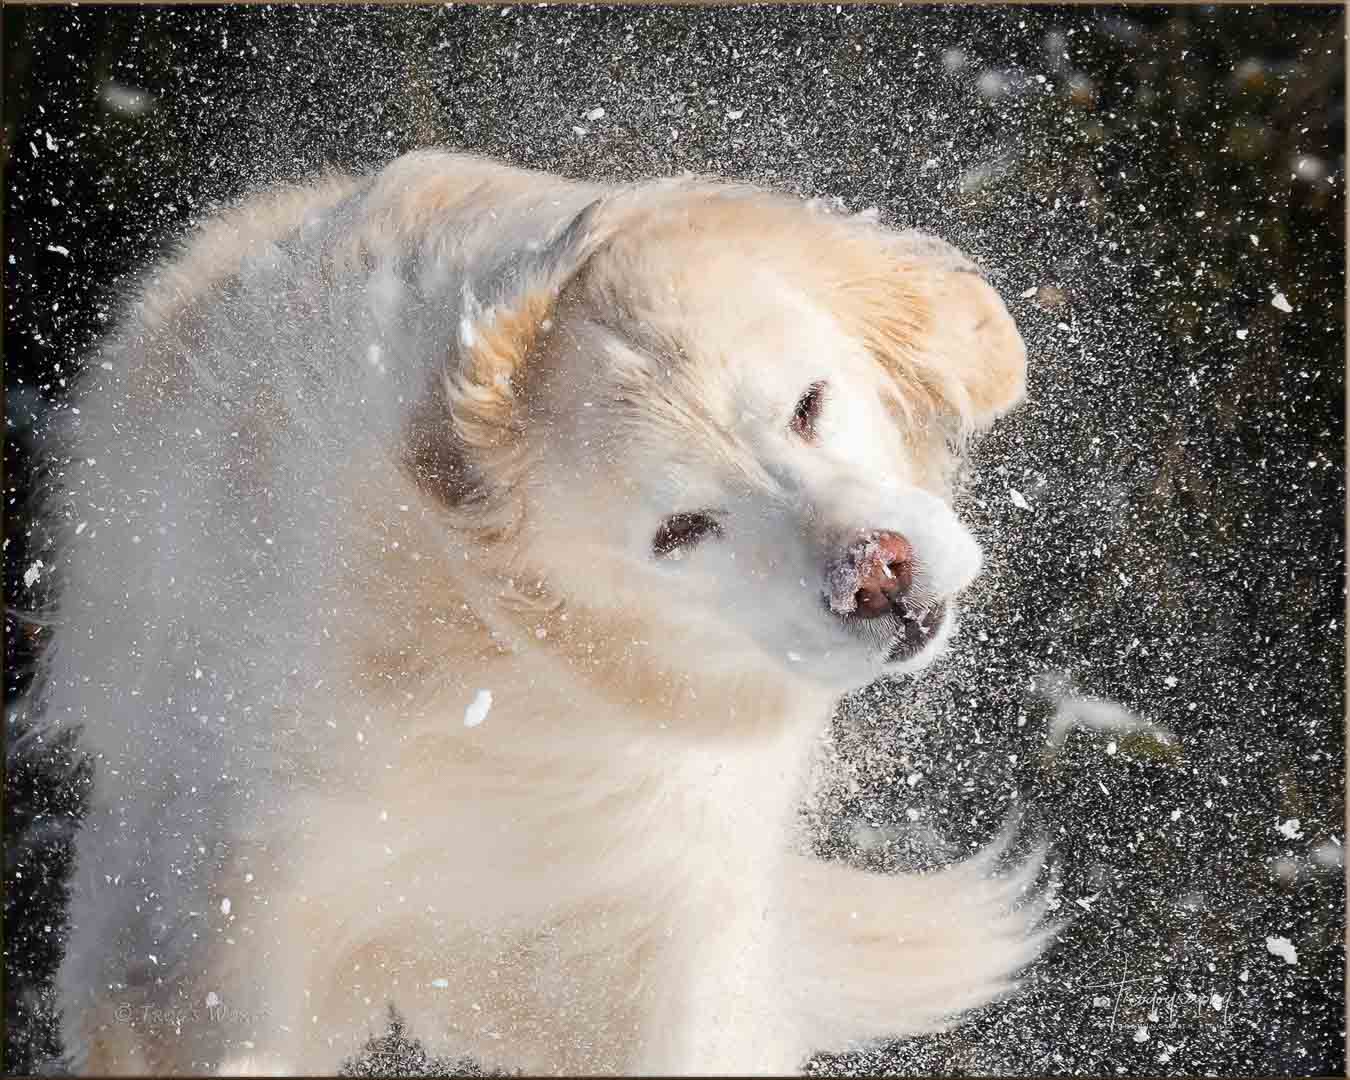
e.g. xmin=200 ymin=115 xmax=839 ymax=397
xmin=404 ymin=199 xmax=604 ymax=507
xmin=447 ymin=199 xmax=604 ymax=451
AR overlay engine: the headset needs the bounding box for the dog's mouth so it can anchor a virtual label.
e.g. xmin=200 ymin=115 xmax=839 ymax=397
xmin=883 ymin=599 xmax=950 ymax=663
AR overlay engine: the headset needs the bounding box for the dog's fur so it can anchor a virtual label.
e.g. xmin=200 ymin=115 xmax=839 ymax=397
xmin=38 ymin=152 xmax=1043 ymax=1075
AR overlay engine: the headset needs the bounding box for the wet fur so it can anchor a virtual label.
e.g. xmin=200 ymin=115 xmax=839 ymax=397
xmin=38 ymin=151 xmax=1043 ymax=1075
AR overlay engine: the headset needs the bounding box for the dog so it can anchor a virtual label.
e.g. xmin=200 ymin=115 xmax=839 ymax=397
xmin=36 ymin=151 xmax=1045 ymax=1075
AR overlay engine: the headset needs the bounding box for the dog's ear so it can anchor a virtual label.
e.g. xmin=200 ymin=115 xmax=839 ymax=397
xmin=405 ymin=200 xmax=604 ymax=508
xmin=447 ymin=199 xmax=604 ymax=451
xmin=918 ymin=268 xmax=1027 ymax=432
xmin=840 ymin=229 xmax=1026 ymax=438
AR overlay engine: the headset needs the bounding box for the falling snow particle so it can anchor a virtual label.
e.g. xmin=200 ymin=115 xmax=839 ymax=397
xmin=23 ymin=561 xmax=44 ymax=588
xmin=100 ymin=81 xmax=156 ymax=116
xmin=726 ymin=108 xmax=745 ymax=120
xmin=1265 ymin=935 xmax=1298 ymax=965
xmin=1049 ymin=695 xmax=1174 ymax=750
xmin=1271 ymin=292 xmax=1293 ymax=313
xmin=220 ymin=898 xmax=232 ymax=916
xmin=1313 ymin=839 xmax=1343 ymax=869
xmin=464 ymin=689 xmax=493 ymax=728
xmin=205 ymin=991 xmax=220 ymax=1008
xmin=1276 ymin=818 xmax=1304 ymax=840
xmin=1009 ymin=489 xmax=1031 ymax=510
xmin=431 ymin=977 xmax=450 ymax=989
xmin=46 ymin=244 xmax=71 ymax=257
xmin=585 ymin=106 xmax=605 ymax=121
xmin=1293 ymin=154 xmax=1327 ymax=182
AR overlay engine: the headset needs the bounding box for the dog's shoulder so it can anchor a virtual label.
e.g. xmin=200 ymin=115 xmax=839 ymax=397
xmin=139 ymin=172 xmax=360 ymax=334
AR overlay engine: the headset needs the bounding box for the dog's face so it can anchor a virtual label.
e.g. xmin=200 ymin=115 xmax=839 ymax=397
xmin=433 ymin=189 xmax=1025 ymax=696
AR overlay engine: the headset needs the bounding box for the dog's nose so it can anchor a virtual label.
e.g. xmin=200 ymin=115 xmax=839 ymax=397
xmin=826 ymin=530 xmax=915 ymax=618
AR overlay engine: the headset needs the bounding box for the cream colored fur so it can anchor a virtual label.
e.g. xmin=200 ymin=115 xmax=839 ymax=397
xmin=39 ymin=151 xmax=1043 ymax=1076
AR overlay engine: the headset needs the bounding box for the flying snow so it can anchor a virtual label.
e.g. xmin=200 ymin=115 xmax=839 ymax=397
xmin=464 ymin=689 xmax=494 ymax=728
xmin=1265 ymin=935 xmax=1298 ymax=966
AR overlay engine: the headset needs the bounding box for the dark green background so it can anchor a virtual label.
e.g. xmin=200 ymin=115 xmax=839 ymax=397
xmin=3 ymin=5 xmax=1344 ymax=1075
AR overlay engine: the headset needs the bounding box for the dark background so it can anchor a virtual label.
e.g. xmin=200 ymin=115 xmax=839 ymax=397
xmin=3 ymin=5 xmax=1344 ymax=1076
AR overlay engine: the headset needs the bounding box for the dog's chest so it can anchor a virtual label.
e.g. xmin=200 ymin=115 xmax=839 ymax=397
xmin=647 ymin=734 xmax=808 ymax=884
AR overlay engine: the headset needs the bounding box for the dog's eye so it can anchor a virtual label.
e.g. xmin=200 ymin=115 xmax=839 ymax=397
xmin=791 ymin=381 xmax=827 ymax=441
xmin=652 ymin=511 xmax=723 ymax=558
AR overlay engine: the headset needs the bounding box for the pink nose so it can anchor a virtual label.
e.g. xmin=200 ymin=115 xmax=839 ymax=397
xmin=827 ymin=530 xmax=915 ymax=619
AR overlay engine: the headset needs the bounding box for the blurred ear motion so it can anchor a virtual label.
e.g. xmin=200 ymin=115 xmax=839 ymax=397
xmin=403 ymin=198 xmax=604 ymax=509
xmin=448 ymin=198 xmax=604 ymax=450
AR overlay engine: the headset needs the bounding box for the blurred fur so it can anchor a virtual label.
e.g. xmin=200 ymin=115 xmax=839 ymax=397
xmin=38 ymin=151 xmax=1042 ymax=1075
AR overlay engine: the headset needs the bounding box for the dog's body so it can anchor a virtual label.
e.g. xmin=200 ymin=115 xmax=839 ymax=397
xmin=39 ymin=152 xmax=1042 ymax=1075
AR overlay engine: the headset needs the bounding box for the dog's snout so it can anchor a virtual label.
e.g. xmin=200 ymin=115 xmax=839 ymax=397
xmin=826 ymin=530 xmax=915 ymax=618
xmin=851 ymin=531 xmax=914 ymax=617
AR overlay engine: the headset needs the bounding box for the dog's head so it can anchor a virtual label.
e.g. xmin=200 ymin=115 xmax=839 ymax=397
xmin=407 ymin=178 xmax=1025 ymax=696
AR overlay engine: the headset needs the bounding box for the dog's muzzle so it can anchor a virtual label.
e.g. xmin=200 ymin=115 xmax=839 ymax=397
xmin=824 ymin=530 xmax=950 ymax=662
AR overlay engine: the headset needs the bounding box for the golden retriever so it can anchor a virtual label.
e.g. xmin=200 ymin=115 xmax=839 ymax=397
xmin=41 ymin=151 xmax=1045 ymax=1075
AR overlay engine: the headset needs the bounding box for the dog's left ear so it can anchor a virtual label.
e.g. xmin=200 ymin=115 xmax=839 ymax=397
xmin=840 ymin=227 xmax=1026 ymax=437
xmin=918 ymin=268 xmax=1027 ymax=432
